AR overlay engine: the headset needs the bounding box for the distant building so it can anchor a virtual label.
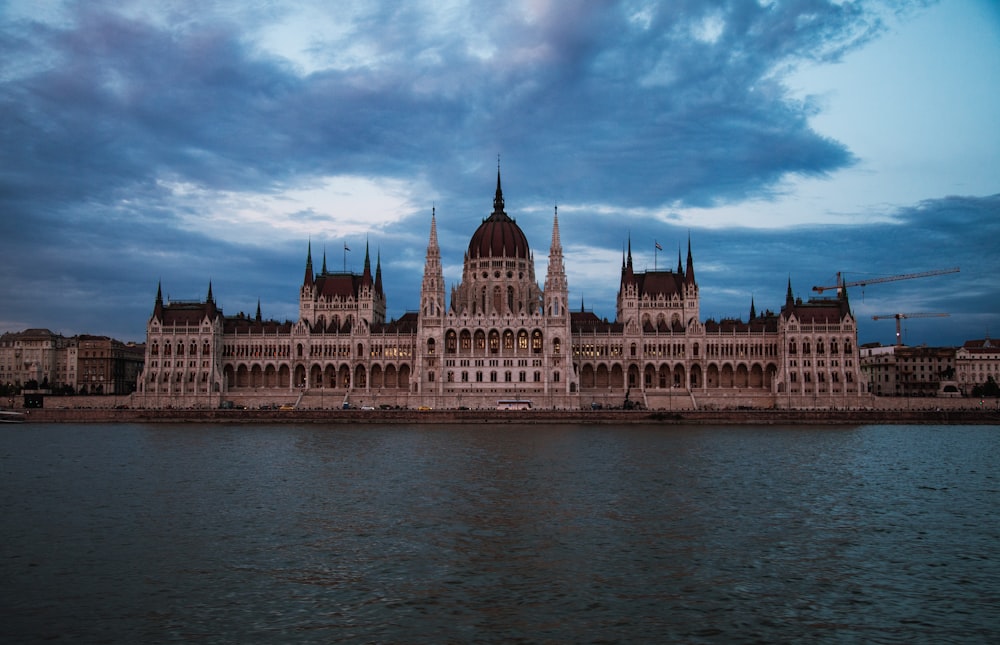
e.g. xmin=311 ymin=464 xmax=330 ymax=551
xmin=860 ymin=344 xmax=957 ymax=397
xmin=956 ymin=338 xmax=1000 ymax=393
xmin=0 ymin=330 xmax=143 ymax=395
xmin=135 ymin=170 xmax=866 ymax=409
xmin=75 ymin=335 xmax=145 ymax=395
xmin=0 ymin=329 xmax=69 ymax=390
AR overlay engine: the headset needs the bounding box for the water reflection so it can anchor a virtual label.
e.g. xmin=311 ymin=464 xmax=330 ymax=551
xmin=1 ymin=423 xmax=998 ymax=643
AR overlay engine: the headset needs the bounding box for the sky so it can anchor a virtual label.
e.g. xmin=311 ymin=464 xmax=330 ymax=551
xmin=1 ymin=0 xmax=998 ymax=348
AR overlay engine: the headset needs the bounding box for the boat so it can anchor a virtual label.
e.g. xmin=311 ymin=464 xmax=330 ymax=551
xmin=0 ymin=410 xmax=26 ymax=423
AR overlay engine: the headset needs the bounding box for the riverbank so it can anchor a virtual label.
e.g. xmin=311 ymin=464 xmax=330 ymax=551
xmin=19 ymin=407 xmax=1000 ymax=425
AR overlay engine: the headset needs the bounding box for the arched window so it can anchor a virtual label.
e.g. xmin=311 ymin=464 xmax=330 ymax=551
xmin=489 ymin=330 xmax=500 ymax=352
xmin=427 ymin=338 xmax=436 ymax=354
xmin=507 ymin=286 xmax=514 ymax=312
xmin=493 ymin=286 xmax=502 ymax=313
xmin=532 ymin=330 xmax=543 ymax=352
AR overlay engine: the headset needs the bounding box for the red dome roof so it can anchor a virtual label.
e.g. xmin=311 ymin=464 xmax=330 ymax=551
xmin=467 ymin=170 xmax=530 ymax=260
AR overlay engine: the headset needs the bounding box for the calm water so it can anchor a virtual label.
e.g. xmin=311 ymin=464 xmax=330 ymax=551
xmin=2 ymin=423 xmax=998 ymax=643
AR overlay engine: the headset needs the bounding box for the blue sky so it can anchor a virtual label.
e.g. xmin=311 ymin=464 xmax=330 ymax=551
xmin=1 ymin=0 xmax=997 ymax=347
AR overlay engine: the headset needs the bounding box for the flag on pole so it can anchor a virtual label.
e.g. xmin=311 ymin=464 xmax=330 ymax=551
xmin=655 ymin=241 xmax=663 ymax=251
xmin=344 ymin=243 xmax=351 ymax=252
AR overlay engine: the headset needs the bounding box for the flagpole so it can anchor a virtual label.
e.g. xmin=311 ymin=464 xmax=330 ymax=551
xmin=343 ymin=242 xmax=349 ymax=272
xmin=654 ymin=240 xmax=658 ymax=270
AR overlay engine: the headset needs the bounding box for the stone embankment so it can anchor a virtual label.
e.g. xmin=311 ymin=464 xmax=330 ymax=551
xmin=21 ymin=407 xmax=1000 ymax=425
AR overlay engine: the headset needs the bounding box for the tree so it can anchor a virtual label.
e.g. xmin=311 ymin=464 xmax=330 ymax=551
xmin=972 ymin=376 xmax=999 ymax=398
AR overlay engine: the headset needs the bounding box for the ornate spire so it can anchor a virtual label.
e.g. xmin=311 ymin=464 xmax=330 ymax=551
xmin=206 ymin=280 xmax=214 ymax=303
xmin=492 ymin=159 xmax=506 ymax=218
xmin=321 ymin=246 xmax=327 ymax=274
xmin=421 ymin=206 xmax=445 ymax=320
xmin=550 ymin=204 xmax=562 ymax=250
xmin=750 ymin=296 xmax=756 ymax=320
xmin=375 ymin=249 xmax=383 ymax=295
xmin=786 ymin=277 xmax=795 ymax=307
xmin=676 ymin=246 xmax=683 ymax=275
xmin=429 ymin=205 xmax=439 ymax=250
xmin=256 ymin=299 xmax=262 ymax=322
xmin=544 ymin=204 xmax=568 ymax=313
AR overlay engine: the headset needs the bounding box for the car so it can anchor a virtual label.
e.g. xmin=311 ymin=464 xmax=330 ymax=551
xmin=417 ymin=406 xmax=432 ymax=411
xmin=361 ymin=405 xmax=375 ymax=410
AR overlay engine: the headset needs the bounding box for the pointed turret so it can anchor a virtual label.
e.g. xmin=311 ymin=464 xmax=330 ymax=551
xmin=321 ymin=247 xmax=327 ymax=275
xmin=153 ymin=281 xmax=164 ymax=320
xmin=303 ymin=240 xmax=314 ymax=286
xmin=621 ymin=235 xmax=635 ymax=285
xmin=676 ymin=247 xmax=684 ymax=276
xmin=375 ymin=250 xmax=383 ymax=296
xmin=750 ymin=297 xmax=756 ymax=320
xmin=205 ymin=280 xmax=218 ymax=318
xmin=362 ymin=240 xmax=372 ymax=285
xmin=685 ymin=234 xmax=695 ymax=285
xmin=255 ymin=299 xmax=262 ymax=322
xmin=786 ymin=277 xmax=795 ymax=307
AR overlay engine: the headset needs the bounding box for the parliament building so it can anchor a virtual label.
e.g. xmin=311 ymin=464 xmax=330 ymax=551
xmin=135 ymin=171 xmax=865 ymax=410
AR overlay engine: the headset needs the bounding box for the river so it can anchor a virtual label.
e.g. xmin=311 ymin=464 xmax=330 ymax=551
xmin=2 ymin=423 xmax=998 ymax=643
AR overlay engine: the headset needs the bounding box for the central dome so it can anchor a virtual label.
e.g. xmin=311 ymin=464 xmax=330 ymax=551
xmin=467 ymin=169 xmax=530 ymax=259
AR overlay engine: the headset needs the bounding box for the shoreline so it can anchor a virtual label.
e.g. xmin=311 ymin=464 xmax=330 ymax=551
xmin=17 ymin=407 xmax=1000 ymax=425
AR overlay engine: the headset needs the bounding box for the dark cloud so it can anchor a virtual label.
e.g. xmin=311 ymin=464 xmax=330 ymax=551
xmin=1 ymin=0 xmax=993 ymax=348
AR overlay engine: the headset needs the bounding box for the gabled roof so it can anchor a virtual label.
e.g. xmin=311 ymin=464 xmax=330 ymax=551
xmin=157 ymin=301 xmax=221 ymax=326
xmin=781 ymin=296 xmax=852 ymax=324
xmin=315 ymin=273 xmax=363 ymax=300
xmin=635 ymin=271 xmax=686 ymax=299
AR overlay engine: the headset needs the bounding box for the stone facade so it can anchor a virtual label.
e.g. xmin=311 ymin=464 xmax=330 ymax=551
xmin=0 ymin=329 xmax=143 ymax=395
xmin=134 ymin=171 xmax=867 ymax=410
xmin=955 ymin=338 xmax=1000 ymax=393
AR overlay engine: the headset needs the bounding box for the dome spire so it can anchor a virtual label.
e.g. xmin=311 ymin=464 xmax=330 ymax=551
xmin=492 ymin=155 xmax=505 ymax=217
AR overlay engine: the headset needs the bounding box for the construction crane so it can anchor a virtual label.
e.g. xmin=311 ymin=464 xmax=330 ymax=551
xmin=872 ymin=313 xmax=950 ymax=346
xmin=812 ymin=267 xmax=960 ymax=296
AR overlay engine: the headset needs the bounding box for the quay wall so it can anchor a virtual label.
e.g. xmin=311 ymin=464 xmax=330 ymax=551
xmin=19 ymin=406 xmax=1000 ymax=426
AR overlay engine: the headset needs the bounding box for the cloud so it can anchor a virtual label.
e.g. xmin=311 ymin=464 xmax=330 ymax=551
xmin=0 ymin=0 xmax=994 ymax=348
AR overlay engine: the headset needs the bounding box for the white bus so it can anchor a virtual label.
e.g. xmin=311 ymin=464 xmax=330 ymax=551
xmin=496 ymin=399 xmax=532 ymax=411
